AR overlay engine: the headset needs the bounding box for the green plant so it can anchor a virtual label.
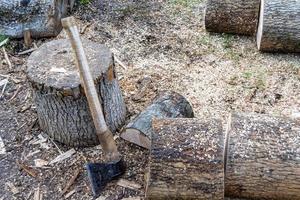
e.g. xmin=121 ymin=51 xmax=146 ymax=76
xmin=222 ymin=33 xmax=234 ymax=49
xmin=79 ymin=0 xmax=90 ymax=5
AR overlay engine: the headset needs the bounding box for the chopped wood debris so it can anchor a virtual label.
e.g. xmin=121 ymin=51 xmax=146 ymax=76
xmin=30 ymin=134 xmax=50 ymax=149
xmin=117 ymin=179 xmax=142 ymax=190
xmin=34 ymin=159 xmax=49 ymax=168
xmin=2 ymin=47 xmax=12 ymax=69
xmin=62 ymin=169 xmax=80 ymax=194
xmin=49 ymin=148 xmax=76 ymax=165
xmin=0 ymin=78 xmax=8 ymax=97
xmin=16 ymin=160 xmax=38 ymax=178
xmin=0 ymin=38 xmax=9 ymax=47
xmin=64 ymin=189 xmax=76 ymax=199
xmin=0 ymin=136 xmax=6 ymax=155
xmin=34 ymin=187 xmax=42 ymax=200
xmin=5 ymin=182 xmax=19 ymax=195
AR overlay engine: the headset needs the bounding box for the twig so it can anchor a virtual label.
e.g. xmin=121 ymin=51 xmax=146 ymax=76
xmin=16 ymin=160 xmax=38 ymax=178
xmin=80 ymin=23 xmax=92 ymax=34
xmin=2 ymin=47 xmax=12 ymax=69
xmin=62 ymin=169 xmax=80 ymax=195
xmin=8 ymin=85 xmax=21 ymax=101
xmin=24 ymin=29 xmax=32 ymax=48
xmin=0 ymin=38 xmax=9 ymax=47
xmin=114 ymin=56 xmax=128 ymax=70
xmin=18 ymin=47 xmax=37 ymax=55
xmin=47 ymin=136 xmax=63 ymax=155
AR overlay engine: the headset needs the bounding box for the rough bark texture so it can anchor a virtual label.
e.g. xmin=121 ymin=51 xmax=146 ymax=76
xmin=120 ymin=91 xmax=194 ymax=149
xmin=27 ymin=39 xmax=126 ymax=147
xmin=146 ymin=118 xmax=224 ymax=200
xmin=225 ymin=112 xmax=300 ymax=200
xmin=0 ymin=0 xmax=74 ymax=38
xmin=257 ymin=0 xmax=300 ymax=52
xmin=205 ymin=0 xmax=260 ymax=35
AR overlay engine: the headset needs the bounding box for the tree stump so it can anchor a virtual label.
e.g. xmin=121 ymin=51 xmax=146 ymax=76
xmin=0 ymin=0 xmax=74 ymax=38
xmin=27 ymin=39 xmax=126 ymax=147
xmin=120 ymin=91 xmax=194 ymax=149
xmin=225 ymin=113 xmax=300 ymax=200
xmin=205 ymin=0 xmax=260 ymax=35
xmin=146 ymin=118 xmax=224 ymax=200
xmin=257 ymin=0 xmax=300 ymax=53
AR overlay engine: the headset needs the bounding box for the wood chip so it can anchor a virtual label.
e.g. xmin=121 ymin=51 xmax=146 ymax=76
xmin=5 ymin=182 xmax=19 ymax=194
xmin=0 ymin=136 xmax=6 ymax=155
xmin=0 ymin=78 xmax=8 ymax=97
xmin=34 ymin=159 xmax=49 ymax=168
xmin=16 ymin=160 xmax=38 ymax=178
xmin=34 ymin=187 xmax=42 ymax=200
xmin=117 ymin=179 xmax=142 ymax=190
xmin=2 ymin=47 xmax=12 ymax=69
xmin=64 ymin=189 xmax=76 ymax=199
xmin=62 ymin=169 xmax=80 ymax=194
xmin=49 ymin=148 xmax=76 ymax=165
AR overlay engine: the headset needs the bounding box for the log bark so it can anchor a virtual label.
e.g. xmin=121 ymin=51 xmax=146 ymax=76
xmin=225 ymin=112 xmax=300 ymax=200
xmin=27 ymin=39 xmax=126 ymax=147
xmin=120 ymin=91 xmax=194 ymax=149
xmin=205 ymin=0 xmax=260 ymax=35
xmin=146 ymin=118 xmax=224 ymax=200
xmin=0 ymin=0 xmax=74 ymax=38
xmin=257 ymin=0 xmax=300 ymax=53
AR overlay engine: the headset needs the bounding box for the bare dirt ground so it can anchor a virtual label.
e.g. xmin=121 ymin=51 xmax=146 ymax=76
xmin=0 ymin=0 xmax=299 ymax=199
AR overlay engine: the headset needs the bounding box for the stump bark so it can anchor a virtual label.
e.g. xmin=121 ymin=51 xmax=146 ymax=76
xmin=146 ymin=118 xmax=224 ymax=200
xmin=0 ymin=0 xmax=74 ymax=38
xmin=257 ymin=0 xmax=300 ymax=53
xmin=225 ymin=113 xmax=300 ymax=200
xmin=27 ymin=39 xmax=126 ymax=147
xmin=120 ymin=91 xmax=194 ymax=149
xmin=205 ymin=0 xmax=260 ymax=35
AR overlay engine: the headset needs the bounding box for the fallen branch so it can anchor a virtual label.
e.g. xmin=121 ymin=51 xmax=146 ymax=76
xmin=62 ymin=169 xmax=80 ymax=194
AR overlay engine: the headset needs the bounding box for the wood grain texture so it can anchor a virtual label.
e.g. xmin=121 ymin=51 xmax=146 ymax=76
xmin=205 ymin=0 xmax=260 ymax=35
xmin=146 ymin=118 xmax=224 ymax=200
xmin=257 ymin=0 xmax=300 ymax=52
xmin=27 ymin=39 xmax=126 ymax=147
xmin=120 ymin=91 xmax=194 ymax=149
xmin=0 ymin=0 xmax=74 ymax=38
xmin=225 ymin=113 xmax=300 ymax=200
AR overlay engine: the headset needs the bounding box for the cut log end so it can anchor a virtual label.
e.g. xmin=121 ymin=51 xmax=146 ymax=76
xmin=121 ymin=128 xmax=150 ymax=149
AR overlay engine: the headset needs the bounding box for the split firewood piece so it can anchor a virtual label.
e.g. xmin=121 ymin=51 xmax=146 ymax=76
xmin=62 ymin=169 xmax=80 ymax=194
xmin=120 ymin=91 xmax=194 ymax=149
xmin=0 ymin=0 xmax=75 ymax=38
xmin=27 ymin=39 xmax=126 ymax=147
xmin=146 ymin=118 xmax=224 ymax=200
xmin=205 ymin=0 xmax=260 ymax=35
xmin=225 ymin=112 xmax=300 ymax=200
xmin=49 ymin=149 xmax=76 ymax=165
xmin=257 ymin=0 xmax=300 ymax=53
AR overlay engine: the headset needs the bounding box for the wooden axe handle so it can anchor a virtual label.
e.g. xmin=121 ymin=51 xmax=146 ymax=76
xmin=61 ymin=17 xmax=120 ymax=162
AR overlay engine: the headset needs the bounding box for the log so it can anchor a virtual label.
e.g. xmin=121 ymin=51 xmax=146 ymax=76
xmin=0 ymin=0 xmax=74 ymax=38
xmin=257 ymin=0 xmax=300 ymax=53
xmin=26 ymin=39 xmax=126 ymax=147
xmin=205 ymin=0 xmax=260 ymax=35
xmin=146 ymin=118 xmax=224 ymax=200
xmin=120 ymin=91 xmax=194 ymax=149
xmin=225 ymin=112 xmax=300 ymax=200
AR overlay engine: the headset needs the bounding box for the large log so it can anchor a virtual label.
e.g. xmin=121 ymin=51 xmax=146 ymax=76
xmin=225 ymin=113 xmax=300 ymax=200
xmin=257 ymin=0 xmax=300 ymax=52
xmin=0 ymin=0 xmax=74 ymax=38
xmin=205 ymin=0 xmax=260 ymax=35
xmin=146 ymin=118 xmax=224 ymax=200
xmin=27 ymin=39 xmax=126 ymax=147
xmin=120 ymin=91 xmax=194 ymax=149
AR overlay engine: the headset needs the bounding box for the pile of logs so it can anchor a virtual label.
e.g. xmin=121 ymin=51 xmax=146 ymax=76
xmin=145 ymin=113 xmax=300 ymax=200
xmin=205 ymin=0 xmax=300 ymax=53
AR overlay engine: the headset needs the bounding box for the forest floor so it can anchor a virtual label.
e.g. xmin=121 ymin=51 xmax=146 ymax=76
xmin=0 ymin=0 xmax=300 ymax=199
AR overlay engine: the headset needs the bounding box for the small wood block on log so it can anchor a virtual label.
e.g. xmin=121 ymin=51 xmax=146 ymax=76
xmin=225 ymin=112 xmax=300 ymax=200
xmin=0 ymin=0 xmax=74 ymax=38
xmin=205 ymin=0 xmax=260 ymax=35
xmin=146 ymin=118 xmax=224 ymax=200
xmin=27 ymin=39 xmax=126 ymax=147
xmin=120 ymin=91 xmax=194 ymax=149
xmin=257 ymin=0 xmax=300 ymax=53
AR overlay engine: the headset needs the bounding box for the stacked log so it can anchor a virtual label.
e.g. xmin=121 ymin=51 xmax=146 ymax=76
xmin=257 ymin=0 xmax=300 ymax=52
xmin=205 ymin=0 xmax=260 ymax=35
xmin=225 ymin=113 xmax=300 ymax=200
xmin=120 ymin=91 xmax=194 ymax=149
xmin=27 ymin=39 xmax=126 ymax=147
xmin=146 ymin=118 xmax=224 ymax=200
xmin=0 ymin=0 xmax=74 ymax=38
